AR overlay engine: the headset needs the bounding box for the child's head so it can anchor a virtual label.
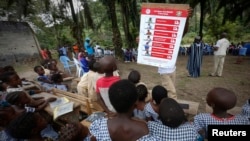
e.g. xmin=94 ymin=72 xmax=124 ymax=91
xmin=6 ymin=112 xmax=48 ymax=139
xmin=1 ymin=71 xmax=22 ymax=87
xmin=48 ymin=62 xmax=58 ymax=71
xmin=0 ymin=100 xmax=16 ymax=127
xmin=3 ymin=65 xmax=15 ymax=72
xmin=159 ymin=98 xmax=186 ymax=128
xmin=99 ymin=56 xmax=116 ymax=74
xmin=51 ymin=73 xmax=63 ymax=84
xmin=93 ymin=62 xmax=104 ymax=74
xmin=152 ymin=85 xmax=168 ymax=105
xmin=206 ymin=87 xmax=237 ymax=111
xmin=34 ymin=66 xmax=45 ymax=75
xmin=6 ymin=91 xmax=31 ymax=107
xmin=136 ymin=84 xmax=148 ymax=102
xmin=128 ymin=70 xmax=141 ymax=84
xmin=88 ymin=59 xmax=96 ymax=72
xmin=59 ymin=123 xmax=89 ymax=141
xmin=109 ymin=79 xmax=138 ymax=113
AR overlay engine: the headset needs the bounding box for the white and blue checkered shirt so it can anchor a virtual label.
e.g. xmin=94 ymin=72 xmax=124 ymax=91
xmin=148 ymin=121 xmax=199 ymax=141
xmin=144 ymin=103 xmax=161 ymax=123
xmin=241 ymin=100 xmax=250 ymax=119
xmin=194 ymin=113 xmax=250 ymax=138
xmin=89 ymin=117 xmax=159 ymax=141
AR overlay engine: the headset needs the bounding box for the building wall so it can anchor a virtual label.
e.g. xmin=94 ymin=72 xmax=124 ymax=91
xmin=0 ymin=21 xmax=42 ymax=67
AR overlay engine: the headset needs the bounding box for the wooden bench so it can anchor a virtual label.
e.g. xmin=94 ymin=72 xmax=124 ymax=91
xmin=52 ymin=88 xmax=103 ymax=115
xmin=176 ymin=99 xmax=200 ymax=116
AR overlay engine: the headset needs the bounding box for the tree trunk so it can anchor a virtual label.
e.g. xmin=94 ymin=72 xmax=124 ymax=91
xmin=199 ymin=0 xmax=205 ymax=38
xmin=107 ymin=0 xmax=123 ymax=58
xmin=67 ymin=0 xmax=83 ymax=50
xmin=120 ymin=1 xmax=135 ymax=49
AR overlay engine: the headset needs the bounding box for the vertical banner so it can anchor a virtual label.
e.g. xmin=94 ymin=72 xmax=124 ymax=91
xmin=137 ymin=3 xmax=189 ymax=68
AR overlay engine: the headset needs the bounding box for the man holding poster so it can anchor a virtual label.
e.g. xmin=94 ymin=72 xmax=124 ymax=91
xmin=137 ymin=3 xmax=192 ymax=99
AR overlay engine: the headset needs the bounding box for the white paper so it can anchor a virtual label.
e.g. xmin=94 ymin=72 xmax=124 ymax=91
xmin=53 ymin=102 xmax=74 ymax=120
xmin=49 ymin=97 xmax=69 ymax=109
xmin=137 ymin=4 xmax=188 ymax=68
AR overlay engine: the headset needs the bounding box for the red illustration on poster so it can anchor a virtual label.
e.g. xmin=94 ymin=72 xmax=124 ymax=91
xmin=137 ymin=3 xmax=189 ymax=68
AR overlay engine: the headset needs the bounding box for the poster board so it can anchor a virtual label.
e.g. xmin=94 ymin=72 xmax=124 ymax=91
xmin=137 ymin=3 xmax=189 ymax=68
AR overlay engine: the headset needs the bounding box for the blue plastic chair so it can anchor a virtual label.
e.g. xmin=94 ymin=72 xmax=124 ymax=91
xmin=73 ymin=57 xmax=84 ymax=77
xmin=59 ymin=56 xmax=76 ymax=75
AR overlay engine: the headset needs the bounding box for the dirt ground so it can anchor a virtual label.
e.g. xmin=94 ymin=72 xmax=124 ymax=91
xmin=17 ymin=54 xmax=250 ymax=114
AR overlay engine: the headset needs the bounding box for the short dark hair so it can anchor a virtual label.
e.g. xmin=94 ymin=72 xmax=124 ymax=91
xmin=6 ymin=112 xmax=36 ymax=139
xmin=109 ymin=79 xmax=138 ymax=113
xmin=152 ymin=85 xmax=168 ymax=105
xmin=1 ymin=71 xmax=17 ymax=83
xmin=136 ymin=84 xmax=148 ymax=101
xmin=34 ymin=65 xmax=42 ymax=72
xmin=159 ymin=98 xmax=186 ymax=128
xmin=3 ymin=65 xmax=15 ymax=72
xmin=88 ymin=59 xmax=96 ymax=71
xmin=128 ymin=70 xmax=141 ymax=84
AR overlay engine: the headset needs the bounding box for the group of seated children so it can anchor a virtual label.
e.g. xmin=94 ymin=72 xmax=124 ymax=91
xmin=76 ymin=56 xmax=119 ymax=102
xmin=0 ymin=90 xmax=60 ymax=140
xmin=34 ymin=59 xmax=70 ymax=92
xmin=1 ymin=54 xmax=249 ymax=141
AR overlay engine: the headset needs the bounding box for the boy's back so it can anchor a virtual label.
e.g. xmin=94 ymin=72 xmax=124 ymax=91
xmin=96 ymin=76 xmax=120 ymax=112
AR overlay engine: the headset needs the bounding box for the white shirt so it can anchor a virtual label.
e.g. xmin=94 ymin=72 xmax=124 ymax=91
xmin=214 ymin=38 xmax=230 ymax=55
xmin=158 ymin=66 xmax=176 ymax=74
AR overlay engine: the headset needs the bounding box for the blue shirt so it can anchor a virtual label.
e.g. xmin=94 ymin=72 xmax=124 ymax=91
xmin=84 ymin=41 xmax=94 ymax=55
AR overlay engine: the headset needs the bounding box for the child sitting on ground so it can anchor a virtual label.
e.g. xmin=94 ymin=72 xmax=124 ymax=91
xmin=241 ymin=98 xmax=250 ymax=121
xmin=0 ymin=100 xmax=25 ymax=141
xmin=144 ymin=85 xmax=168 ymax=122
xmin=34 ymin=65 xmax=52 ymax=84
xmin=58 ymin=122 xmax=91 ymax=141
xmin=34 ymin=65 xmax=54 ymax=92
xmin=48 ymin=62 xmax=69 ymax=78
xmin=148 ymin=98 xmax=199 ymax=140
xmin=1 ymin=71 xmax=42 ymax=97
xmin=89 ymin=79 xmax=158 ymax=141
xmin=77 ymin=59 xmax=97 ymax=100
xmin=0 ymin=100 xmax=24 ymax=128
xmin=193 ymin=87 xmax=250 ymax=139
xmin=5 ymin=91 xmax=56 ymax=112
xmin=6 ymin=112 xmax=59 ymax=141
xmin=96 ymin=56 xmax=120 ymax=116
xmin=128 ymin=69 xmax=146 ymax=86
xmin=78 ymin=52 xmax=90 ymax=73
xmin=133 ymin=84 xmax=148 ymax=121
xmin=51 ymin=73 xmax=68 ymax=91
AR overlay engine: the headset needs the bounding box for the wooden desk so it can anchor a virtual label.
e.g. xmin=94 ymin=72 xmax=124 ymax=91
xmin=32 ymin=92 xmax=81 ymax=123
xmin=22 ymin=81 xmax=41 ymax=90
xmin=62 ymin=77 xmax=75 ymax=91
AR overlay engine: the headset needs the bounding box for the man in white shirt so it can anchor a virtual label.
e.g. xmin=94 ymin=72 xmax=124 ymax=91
xmin=158 ymin=66 xmax=177 ymax=99
xmin=209 ymin=32 xmax=230 ymax=77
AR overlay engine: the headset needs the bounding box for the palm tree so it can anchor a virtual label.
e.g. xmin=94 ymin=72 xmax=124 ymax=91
xmin=101 ymin=0 xmax=123 ymax=58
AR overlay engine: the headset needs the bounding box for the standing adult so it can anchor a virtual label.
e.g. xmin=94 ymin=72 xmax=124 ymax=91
xmin=84 ymin=37 xmax=94 ymax=56
xmin=157 ymin=8 xmax=192 ymax=100
xmin=209 ymin=32 xmax=230 ymax=77
xmin=72 ymin=43 xmax=80 ymax=58
xmin=40 ymin=47 xmax=49 ymax=60
xmin=186 ymin=36 xmax=204 ymax=78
